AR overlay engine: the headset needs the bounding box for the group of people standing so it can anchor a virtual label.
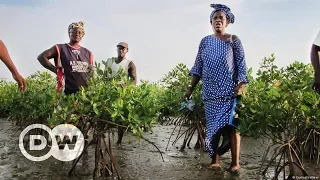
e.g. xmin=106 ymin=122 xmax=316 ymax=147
xmin=1 ymin=3 xmax=320 ymax=175
xmin=0 ymin=21 xmax=137 ymax=95
xmin=36 ymin=21 xmax=137 ymax=95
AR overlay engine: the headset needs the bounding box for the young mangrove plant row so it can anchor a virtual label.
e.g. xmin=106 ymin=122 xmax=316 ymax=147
xmin=0 ymin=54 xmax=319 ymax=179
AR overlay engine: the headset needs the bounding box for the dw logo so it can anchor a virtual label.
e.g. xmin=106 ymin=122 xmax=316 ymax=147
xmin=19 ymin=124 xmax=85 ymax=162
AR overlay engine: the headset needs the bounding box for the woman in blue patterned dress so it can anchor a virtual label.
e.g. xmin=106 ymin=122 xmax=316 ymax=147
xmin=184 ymin=4 xmax=249 ymax=174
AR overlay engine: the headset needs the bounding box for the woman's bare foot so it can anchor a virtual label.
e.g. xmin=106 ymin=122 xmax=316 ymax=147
xmin=208 ymin=153 xmax=220 ymax=169
xmin=229 ymin=165 xmax=240 ymax=174
xmin=208 ymin=163 xmax=221 ymax=169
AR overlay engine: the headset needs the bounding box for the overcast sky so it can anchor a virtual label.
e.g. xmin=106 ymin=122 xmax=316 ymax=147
xmin=1 ymin=0 xmax=320 ymax=83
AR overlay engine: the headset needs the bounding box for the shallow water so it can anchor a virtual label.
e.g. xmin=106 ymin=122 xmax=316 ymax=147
xmin=0 ymin=119 xmax=319 ymax=180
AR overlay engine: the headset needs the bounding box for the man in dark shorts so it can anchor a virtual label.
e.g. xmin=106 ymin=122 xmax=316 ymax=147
xmin=0 ymin=40 xmax=26 ymax=93
xmin=311 ymin=31 xmax=320 ymax=94
xmin=37 ymin=21 xmax=93 ymax=145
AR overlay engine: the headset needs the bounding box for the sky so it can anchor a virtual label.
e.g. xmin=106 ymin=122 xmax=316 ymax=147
xmin=0 ymin=0 xmax=320 ymax=83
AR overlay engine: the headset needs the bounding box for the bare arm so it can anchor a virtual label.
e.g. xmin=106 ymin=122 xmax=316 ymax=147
xmin=89 ymin=51 xmax=94 ymax=76
xmin=311 ymin=44 xmax=320 ymax=77
xmin=0 ymin=40 xmax=27 ymax=93
xmin=128 ymin=61 xmax=137 ymax=85
xmin=37 ymin=45 xmax=58 ymax=74
xmin=0 ymin=40 xmax=20 ymax=75
xmin=189 ymin=76 xmax=201 ymax=90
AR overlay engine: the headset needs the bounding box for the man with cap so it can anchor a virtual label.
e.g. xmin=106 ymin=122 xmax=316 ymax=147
xmin=105 ymin=42 xmax=137 ymax=86
xmin=311 ymin=30 xmax=320 ymax=94
xmin=105 ymin=42 xmax=137 ymax=145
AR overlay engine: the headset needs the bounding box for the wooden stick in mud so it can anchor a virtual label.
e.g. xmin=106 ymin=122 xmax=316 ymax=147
xmin=187 ymin=127 xmax=197 ymax=149
xmin=283 ymin=148 xmax=286 ymax=180
xmin=180 ymin=127 xmax=193 ymax=150
xmin=97 ymin=118 xmax=127 ymax=128
xmin=261 ymin=136 xmax=309 ymax=179
xmin=101 ymin=133 xmax=106 ymax=178
xmin=196 ymin=121 xmax=205 ymax=152
xmin=68 ymin=137 xmax=95 ymax=176
xmin=262 ymin=146 xmax=285 ymax=175
xmin=173 ymin=126 xmax=191 ymax=146
xmin=165 ymin=111 xmax=191 ymax=151
xmin=287 ymin=143 xmax=295 ymax=176
xmin=140 ymin=136 xmax=165 ymax=162
xmin=102 ymin=133 xmax=122 ymax=179
xmin=93 ymin=135 xmax=101 ymax=178
xmin=108 ymin=131 xmax=115 ymax=175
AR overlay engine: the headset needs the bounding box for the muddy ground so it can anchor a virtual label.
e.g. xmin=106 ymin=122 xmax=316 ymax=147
xmin=0 ymin=118 xmax=319 ymax=180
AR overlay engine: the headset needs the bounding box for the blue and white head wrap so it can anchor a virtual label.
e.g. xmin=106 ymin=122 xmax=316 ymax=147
xmin=210 ymin=4 xmax=235 ymax=24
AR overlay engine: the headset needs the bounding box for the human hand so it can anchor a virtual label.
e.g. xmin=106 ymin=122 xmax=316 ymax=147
xmin=12 ymin=72 xmax=26 ymax=93
xmin=183 ymin=87 xmax=193 ymax=100
xmin=233 ymin=82 xmax=246 ymax=96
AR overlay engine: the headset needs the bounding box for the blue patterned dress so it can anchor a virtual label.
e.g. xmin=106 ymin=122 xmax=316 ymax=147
xmin=190 ymin=35 xmax=248 ymax=158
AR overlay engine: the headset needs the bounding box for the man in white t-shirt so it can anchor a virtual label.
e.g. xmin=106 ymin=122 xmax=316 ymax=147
xmin=106 ymin=42 xmax=137 ymax=145
xmin=311 ymin=31 xmax=320 ymax=93
xmin=106 ymin=42 xmax=137 ymax=85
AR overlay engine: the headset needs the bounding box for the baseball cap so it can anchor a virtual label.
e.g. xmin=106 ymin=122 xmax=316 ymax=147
xmin=117 ymin=42 xmax=128 ymax=49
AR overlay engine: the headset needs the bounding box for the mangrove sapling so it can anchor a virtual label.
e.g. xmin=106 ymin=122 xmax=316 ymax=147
xmin=261 ymin=136 xmax=308 ymax=179
xmin=298 ymin=128 xmax=320 ymax=164
xmin=68 ymin=118 xmax=165 ymax=179
xmin=165 ymin=99 xmax=206 ymax=152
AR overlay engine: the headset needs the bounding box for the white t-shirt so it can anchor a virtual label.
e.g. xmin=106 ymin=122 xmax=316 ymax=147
xmin=106 ymin=57 xmax=131 ymax=78
xmin=313 ymin=31 xmax=320 ymax=46
xmin=105 ymin=58 xmax=132 ymax=86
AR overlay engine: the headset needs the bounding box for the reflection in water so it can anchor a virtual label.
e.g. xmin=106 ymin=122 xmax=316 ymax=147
xmin=0 ymin=119 xmax=319 ymax=180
